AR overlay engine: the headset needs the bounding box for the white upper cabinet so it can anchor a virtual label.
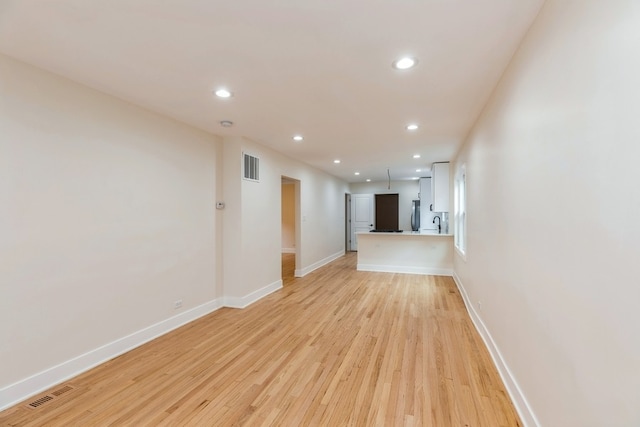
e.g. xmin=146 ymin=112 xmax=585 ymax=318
xmin=431 ymin=162 xmax=450 ymax=212
xmin=418 ymin=177 xmax=432 ymax=206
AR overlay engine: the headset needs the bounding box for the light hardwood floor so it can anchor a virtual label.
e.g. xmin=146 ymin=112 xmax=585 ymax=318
xmin=1 ymin=253 xmax=521 ymax=426
xmin=281 ymin=252 xmax=296 ymax=287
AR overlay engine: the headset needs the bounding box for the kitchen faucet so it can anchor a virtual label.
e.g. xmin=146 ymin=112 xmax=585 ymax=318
xmin=433 ymin=216 xmax=441 ymax=233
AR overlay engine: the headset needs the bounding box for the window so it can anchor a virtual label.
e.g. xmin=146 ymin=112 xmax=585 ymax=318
xmin=454 ymin=165 xmax=467 ymax=256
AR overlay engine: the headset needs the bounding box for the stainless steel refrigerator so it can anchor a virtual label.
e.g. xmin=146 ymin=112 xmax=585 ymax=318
xmin=411 ymin=200 xmax=420 ymax=231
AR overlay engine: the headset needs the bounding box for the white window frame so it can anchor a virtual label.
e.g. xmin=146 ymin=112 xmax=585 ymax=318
xmin=454 ymin=164 xmax=467 ymax=258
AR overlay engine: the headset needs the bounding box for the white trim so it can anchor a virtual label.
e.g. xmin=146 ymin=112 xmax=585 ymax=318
xmin=0 ymin=299 xmax=223 ymax=412
xmin=281 ymin=248 xmax=296 ymax=254
xmin=452 ymin=271 xmax=540 ymax=427
xmin=357 ymin=264 xmax=452 ymax=276
xmin=223 ymin=279 xmax=283 ymax=309
xmin=453 ymin=164 xmax=467 ymax=255
xmin=294 ymin=250 xmax=344 ymax=277
xmin=454 ymin=245 xmax=467 ymax=261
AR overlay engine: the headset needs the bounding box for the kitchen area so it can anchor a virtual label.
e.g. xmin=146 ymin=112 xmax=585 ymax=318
xmin=350 ymin=162 xmax=454 ymax=276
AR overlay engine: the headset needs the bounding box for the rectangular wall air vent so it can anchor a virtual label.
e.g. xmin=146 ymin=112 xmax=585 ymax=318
xmin=243 ymin=153 xmax=260 ymax=182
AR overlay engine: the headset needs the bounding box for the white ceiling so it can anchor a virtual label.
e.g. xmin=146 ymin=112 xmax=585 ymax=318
xmin=0 ymin=0 xmax=544 ymax=183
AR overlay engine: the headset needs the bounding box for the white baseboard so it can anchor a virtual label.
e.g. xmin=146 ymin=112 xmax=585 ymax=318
xmin=357 ymin=264 xmax=452 ymax=276
xmin=0 ymin=299 xmax=223 ymax=412
xmin=223 ymin=279 xmax=283 ymax=309
xmin=281 ymin=248 xmax=296 ymax=254
xmin=452 ymin=271 xmax=539 ymax=427
xmin=294 ymin=250 xmax=344 ymax=277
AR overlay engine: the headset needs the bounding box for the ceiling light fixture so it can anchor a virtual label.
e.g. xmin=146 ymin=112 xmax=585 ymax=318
xmin=293 ymin=135 xmax=303 ymax=142
xmin=366 ymin=179 xmax=371 ymax=182
xmin=220 ymin=120 xmax=233 ymax=127
xmin=393 ymin=57 xmax=418 ymax=70
xmin=416 ymin=169 xmax=421 ymax=172
xmin=215 ymin=88 xmax=232 ymax=98
xmin=354 ymin=172 xmax=360 ymax=175
xmin=334 ymin=159 xmax=341 ymax=164
xmin=413 ymin=154 xmax=421 ymax=159
xmin=406 ymin=124 xmax=419 ymax=130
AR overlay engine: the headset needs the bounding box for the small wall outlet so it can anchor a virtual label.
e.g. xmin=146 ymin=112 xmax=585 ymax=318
xmin=174 ymin=300 xmax=183 ymax=309
xmin=216 ymin=201 xmax=225 ymax=210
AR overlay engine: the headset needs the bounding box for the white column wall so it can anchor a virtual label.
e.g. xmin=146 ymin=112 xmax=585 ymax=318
xmin=221 ymin=136 xmax=349 ymax=300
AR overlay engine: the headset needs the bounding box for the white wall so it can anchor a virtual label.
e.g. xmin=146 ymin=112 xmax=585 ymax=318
xmin=453 ymin=1 xmax=640 ymax=425
xmin=0 ymin=54 xmax=221 ymax=403
xmin=350 ymin=180 xmax=419 ymax=231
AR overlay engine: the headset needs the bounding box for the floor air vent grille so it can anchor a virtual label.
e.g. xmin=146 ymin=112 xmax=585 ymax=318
xmin=25 ymin=385 xmax=76 ymax=409
xmin=27 ymin=396 xmax=53 ymax=408
xmin=51 ymin=385 xmax=74 ymax=396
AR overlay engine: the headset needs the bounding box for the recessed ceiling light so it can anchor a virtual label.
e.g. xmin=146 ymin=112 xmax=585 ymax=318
xmin=220 ymin=120 xmax=233 ymax=127
xmin=393 ymin=57 xmax=418 ymax=70
xmin=416 ymin=169 xmax=421 ymax=172
xmin=413 ymin=154 xmax=421 ymax=159
xmin=366 ymin=179 xmax=371 ymax=182
xmin=293 ymin=135 xmax=303 ymax=142
xmin=354 ymin=172 xmax=360 ymax=176
xmin=334 ymin=159 xmax=341 ymax=164
xmin=215 ymin=88 xmax=232 ymax=98
xmin=406 ymin=124 xmax=419 ymax=131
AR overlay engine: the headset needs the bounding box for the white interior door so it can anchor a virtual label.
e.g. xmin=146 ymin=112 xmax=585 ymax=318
xmin=350 ymin=193 xmax=374 ymax=251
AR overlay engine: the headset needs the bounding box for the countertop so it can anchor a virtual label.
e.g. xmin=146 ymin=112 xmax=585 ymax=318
xmin=356 ymin=230 xmax=453 ymax=237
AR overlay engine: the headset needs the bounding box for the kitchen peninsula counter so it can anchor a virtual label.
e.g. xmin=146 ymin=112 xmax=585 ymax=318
xmin=355 ymin=230 xmax=453 ymax=275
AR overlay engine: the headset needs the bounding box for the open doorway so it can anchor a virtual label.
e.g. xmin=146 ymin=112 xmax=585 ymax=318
xmin=375 ymin=193 xmax=399 ymax=231
xmin=281 ymin=176 xmax=299 ymax=285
